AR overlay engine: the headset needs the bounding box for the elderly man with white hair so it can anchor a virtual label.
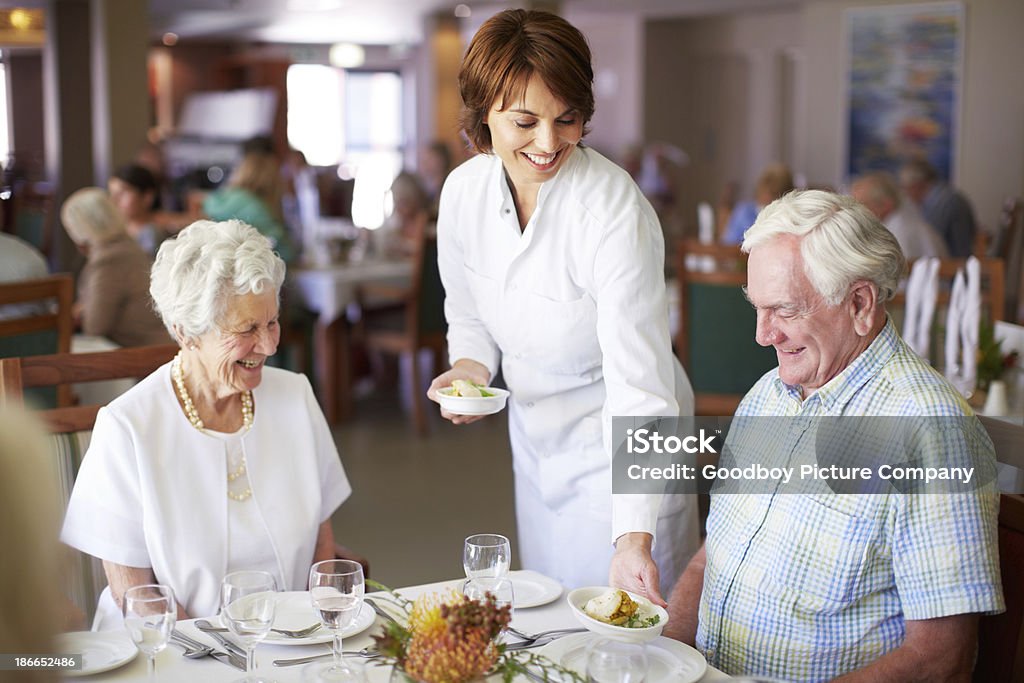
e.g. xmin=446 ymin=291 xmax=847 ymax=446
xmin=665 ymin=190 xmax=1003 ymax=681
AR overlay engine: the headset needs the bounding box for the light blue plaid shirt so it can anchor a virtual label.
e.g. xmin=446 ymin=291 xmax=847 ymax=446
xmin=697 ymin=319 xmax=1004 ymax=681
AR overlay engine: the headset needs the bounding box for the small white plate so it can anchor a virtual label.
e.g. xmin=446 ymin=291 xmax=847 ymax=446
xmin=510 ymin=570 xmax=562 ymax=609
xmin=567 ymin=587 xmax=669 ymax=642
xmin=436 ymin=386 xmax=510 ymax=416
xmin=57 ymin=631 xmax=138 ymax=677
xmin=219 ymin=592 xmax=375 ymax=646
xmin=538 ymin=632 xmax=706 ymax=683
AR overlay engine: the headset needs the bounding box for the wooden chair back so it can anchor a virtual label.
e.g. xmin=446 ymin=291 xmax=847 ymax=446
xmin=675 ymin=240 xmax=776 ymax=415
xmin=975 ymin=417 xmax=1024 ymax=682
xmin=0 ymin=274 xmax=75 ymax=406
xmin=0 ymin=343 xmax=179 ymax=432
xmin=0 ymin=343 xmax=177 ymax=625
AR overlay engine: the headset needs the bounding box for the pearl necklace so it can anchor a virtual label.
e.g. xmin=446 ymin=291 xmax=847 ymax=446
xmin=172 ymin=352 xmax=254 ymax=501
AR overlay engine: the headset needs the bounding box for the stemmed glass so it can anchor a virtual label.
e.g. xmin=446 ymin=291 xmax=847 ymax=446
xmin=123 ymin=584 xmax=176 ymax=683
xmin=221 ymin=570 xmax=278 ymax=683
xmin=308 ymin=559 xmax=365 ymax=681
xmin=463 ymin=533 xmax=511 ymax=589
xmin=585 ymin=638 xmax=649 ymax=683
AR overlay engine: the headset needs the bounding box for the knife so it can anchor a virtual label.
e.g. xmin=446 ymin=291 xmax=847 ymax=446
xmin=273 ymin=649 xmax=380 ymax=667
xmin=208 ymin=650 xmax=246 ymax=671
xmin=202 ymin=628 xmax=248 ymax=660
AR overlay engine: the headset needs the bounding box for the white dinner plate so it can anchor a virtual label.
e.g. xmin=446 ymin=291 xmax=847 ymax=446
xmin=57 ymin=631 xmax=137 ymax=677
xmin=537 ymin=632 xmax=707 ymax=683
xmin=510 ymin=570 xmax=562 ymax=609
xmin=219 ymin=592 xmax=376 ymax=646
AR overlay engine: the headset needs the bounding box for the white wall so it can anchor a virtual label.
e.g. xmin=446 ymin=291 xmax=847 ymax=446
xmin=564 ymin=9 xmax=645 ymax=162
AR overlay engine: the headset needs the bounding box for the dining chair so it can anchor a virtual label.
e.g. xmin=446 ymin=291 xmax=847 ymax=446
xmin=992 ymin=197 xmax=1022 ymax=323
xmin=0 ymin=273 xmax=75 ymax=407
xmin=0 ymin=343 xmax=179 ymax=624
xmin=674 ymin=239 xmax=776 ymax=416
xmin=975 ymin=416 xmax=1024 ymax=682
xmin=354 ymin=234 xmax=447 ymax=435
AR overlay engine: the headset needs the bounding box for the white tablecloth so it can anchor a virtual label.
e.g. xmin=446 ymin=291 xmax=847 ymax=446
xmin=290 ymin=260 xmax=413 ymax=324
xmin=65 ymin=572 xmax=730 ymax=682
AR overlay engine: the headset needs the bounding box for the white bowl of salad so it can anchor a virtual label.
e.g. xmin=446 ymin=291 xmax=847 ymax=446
xmin=567 ymin=587 xmax=668 ymax=643
xmin=437 ymin=380 xmax=510 ymax=416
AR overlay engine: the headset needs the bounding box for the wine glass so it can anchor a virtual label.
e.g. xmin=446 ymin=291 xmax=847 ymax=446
xmin=462 ymin=577 xmax=515 ymax=641
xmin=463 ymin=533 xmax=511 ymax=589
xmin=123 ymin=584 xmax=176 ymax=683
xmin=585 ymin=638 xmax=649 ymax=683
xmin=221 ymin=570 xmax=278 ymax=682
xmin=308 ymin=559 xmax=365 ymax=681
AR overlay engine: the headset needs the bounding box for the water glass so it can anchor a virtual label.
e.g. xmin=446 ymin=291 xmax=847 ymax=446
xmin=463 ymin=577 xmax=514 ymax=639
xmin=123 ymin=584 xmax=176 ymax=683
xmin=463 ymin=533 xmax=511 ymax=584
xmin=585 ymin=638 xmax=649 ymax=683
xmin=308 ymin=559 xmax=365 ymax=682
xmin=221 ymin=570 xmax=278 ymax=682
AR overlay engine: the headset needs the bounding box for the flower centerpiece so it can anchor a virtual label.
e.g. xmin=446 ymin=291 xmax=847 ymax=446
xmin=369 ymin=582 xmax=583 ymax=683
xmin=976 ymin=321 xmax=1019 ymax=392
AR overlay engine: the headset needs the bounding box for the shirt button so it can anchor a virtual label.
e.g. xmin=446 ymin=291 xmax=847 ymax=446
xmin=504 ymin=208 xmax=511 ymax=214
xmin=706 ymin=648 xmax=715 ymax=660
xmin=527 ymin=402 xmax=535 ymax=408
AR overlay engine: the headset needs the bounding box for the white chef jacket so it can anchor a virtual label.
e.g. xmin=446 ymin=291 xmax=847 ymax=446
xmin=61 ymin=364 xmax=350 ymax=624
xmin=438 ymin=146 xmax=695 ymax=554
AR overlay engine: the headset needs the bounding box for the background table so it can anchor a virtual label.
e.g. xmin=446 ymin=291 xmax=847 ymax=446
xmin=289 ymin=259 xmax=413 ymax=422
xmin=71 ymin=572 xmax=729 ymax=682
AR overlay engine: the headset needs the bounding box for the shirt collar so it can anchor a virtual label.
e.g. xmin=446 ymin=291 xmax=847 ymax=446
xmin=770 ymin=317 xmax=900 ymax=412
xmin=490 ymin=146 xmax=580 ymax=219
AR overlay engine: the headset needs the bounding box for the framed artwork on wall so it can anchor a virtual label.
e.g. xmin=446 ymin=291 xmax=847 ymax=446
xmin=844 ymin=2 xmax=964 ymax=182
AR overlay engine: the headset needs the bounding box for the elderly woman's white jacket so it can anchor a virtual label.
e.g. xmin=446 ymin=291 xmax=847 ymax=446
xmin=61 ymin=363 xmax=350 ymax=625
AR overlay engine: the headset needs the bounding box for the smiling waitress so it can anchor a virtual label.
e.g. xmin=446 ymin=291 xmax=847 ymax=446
xmin=426 ymin=9 xmax=698 ymax=602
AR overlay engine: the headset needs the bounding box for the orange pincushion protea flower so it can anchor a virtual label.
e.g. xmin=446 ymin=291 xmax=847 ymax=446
xmin=398 ymin=591 xmax=507 ymax=683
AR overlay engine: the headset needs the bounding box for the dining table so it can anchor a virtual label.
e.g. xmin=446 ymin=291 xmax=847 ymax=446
xmin=62 ymin=571 xmax=730 ymax=682
xmin=288 ymin=258 xmax=414 ymax=423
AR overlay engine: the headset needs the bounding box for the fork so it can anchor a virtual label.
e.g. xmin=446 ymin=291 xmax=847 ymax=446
xmin=273 ymin=648 xmax=380 ymax=667
xmin=506 ymin=626 xmax=586 ymax=642
xmin=170 ymin=631 xmax=245 ymax=670
xmin=270 ymin=622 xmax=322 ymax=638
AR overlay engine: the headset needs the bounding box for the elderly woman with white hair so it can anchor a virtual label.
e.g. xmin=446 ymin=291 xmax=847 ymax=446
xmin=60 ymin=187 xmax=170 ymax=347
xmin=61 ymin=219 xmax=355 ymax=628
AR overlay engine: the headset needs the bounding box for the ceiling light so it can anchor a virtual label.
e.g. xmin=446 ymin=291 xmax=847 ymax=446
xmin=162 ymin=32 xmax=179 ymax=46
xmin=329 ymin=42 xmax=365 ymax=69
xmin=9 ymin=8 xmax=32 ymax=30
xmin=454 ymin=4 xmax=471 ymax=18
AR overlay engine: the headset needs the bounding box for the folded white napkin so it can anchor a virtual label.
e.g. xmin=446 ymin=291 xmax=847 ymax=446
xmin=903 ymin=257 xmax=940 ymax=358
xmin=918 ymin=258 xmax=940 ymax=357
xmin=903 ymin=259 xmax=924 ymax=354
xmin=945 ymin=268 xmax=966 ymax=390
xmin=960 ymin=256 xmax=981 ymax=394
xmin=697 ymin=202 xmax=715 ymax=245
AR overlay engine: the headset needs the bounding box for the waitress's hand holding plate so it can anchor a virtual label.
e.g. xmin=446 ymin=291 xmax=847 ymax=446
xmin=427 ymin=361 xmax=506 ymax=423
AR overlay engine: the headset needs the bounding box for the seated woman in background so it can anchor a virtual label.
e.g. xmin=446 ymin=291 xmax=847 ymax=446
xmin=108 ymin=164 xmax=168 ymax=256
xmin=60 ymin=188 xmax=171 ymax=347
xmin=61 ymin=219 xmax=358 ymax=628
xmin=203 ymin=152 xmax=297 ymax=263
xmin=720 ymin=162 xmax=794 ymax=244
xmin=374 ymin=170 xmax=431 ymax=259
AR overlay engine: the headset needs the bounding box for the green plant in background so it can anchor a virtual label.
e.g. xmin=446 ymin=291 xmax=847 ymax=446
xmin=976 ymin=321 xmax=1019 ymax=391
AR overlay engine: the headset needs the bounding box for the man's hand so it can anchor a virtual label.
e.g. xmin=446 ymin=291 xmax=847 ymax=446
xmin=609 ymin=532 xmax=666 ymax=607
xmin=426 ymin=359 xmax=491 ymax=425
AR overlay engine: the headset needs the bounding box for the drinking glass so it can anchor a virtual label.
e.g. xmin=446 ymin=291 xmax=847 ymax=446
xmin=308 ymin=559 xmax=365 ymax=681
xmin=462 ymin=577 xmax=515 ymax=640
xmin=463 ymin=533 xmax=511 ymax=588
xmin=221 ymin=570 xmax=278 ymax=682
xmin=123 ymin=584 xmax=176 ymax=683
xmin=585 ymin=638 xmax=649 ymax=683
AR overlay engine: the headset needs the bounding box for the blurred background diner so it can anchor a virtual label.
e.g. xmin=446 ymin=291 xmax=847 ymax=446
xmin=0 ymin=2 xmax=1022 ymax=671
